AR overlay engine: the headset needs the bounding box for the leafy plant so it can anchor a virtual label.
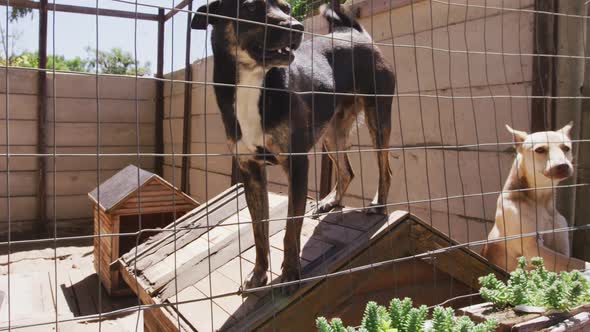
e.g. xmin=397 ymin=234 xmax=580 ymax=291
xmin=0 ymin=48 xmax=151 ymax=76
xmin=316 ymin=298 xmax=497 ymax=332
xmin=478 ymin=256 xmax=590 ymax=311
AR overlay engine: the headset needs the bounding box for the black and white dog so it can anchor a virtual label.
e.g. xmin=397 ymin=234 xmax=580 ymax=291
xmin=191 ymin=0 xmax=394 ymax=294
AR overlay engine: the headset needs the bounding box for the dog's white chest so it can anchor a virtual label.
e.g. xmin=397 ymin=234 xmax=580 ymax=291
xmin=235 ymin=68 xmax=265 ymax=154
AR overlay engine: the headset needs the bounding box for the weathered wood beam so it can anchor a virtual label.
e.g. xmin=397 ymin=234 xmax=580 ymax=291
xmin=36 ymin=0 xmax=48 ymax=237
xmin=531 ymin=0 xmax=557 ymax=132
xmin=157 ymin=199 xmax=291 ymax=300
xmin=181 ymin=1 xmax=193 ymax=194
xmin=553 ymin=0 xmax=586 ymax=227
xmin=573 ymin=5 xmax=590 ymax=261
xmin=164 ymin=0 xmax=192 ymax=22
xmin=0 ymin=0 xmax=159 ymax=21
xmin=319 ymin=146 xmax=333 ymax=199
xmin=155 ymin=8 xmax=165 ymax=176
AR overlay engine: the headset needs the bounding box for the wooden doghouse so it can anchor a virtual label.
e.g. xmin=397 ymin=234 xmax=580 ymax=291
xmin=89 ymin=165 xmax=199 ymax=295
xmin=117 ymin=184 xmax=508 ymax=332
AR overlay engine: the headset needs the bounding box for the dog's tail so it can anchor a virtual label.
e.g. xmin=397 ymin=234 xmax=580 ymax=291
xmin=320 ymin=0 xmax=363 ymax=33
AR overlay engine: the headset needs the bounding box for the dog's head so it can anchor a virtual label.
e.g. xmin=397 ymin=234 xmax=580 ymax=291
xmin=191 ymin=0 xmax=304 ymax=68
xmin=507 ymin=122 xmax=574 ymax=187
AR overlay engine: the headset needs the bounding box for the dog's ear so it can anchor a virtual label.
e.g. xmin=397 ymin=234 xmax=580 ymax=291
xmin=192 ymin=0 xmax=221 ymax=30
xmin=505 ymin=125 xmax=527 ymax=145
xmin=557 ymin=121 xmax=574 ymax=138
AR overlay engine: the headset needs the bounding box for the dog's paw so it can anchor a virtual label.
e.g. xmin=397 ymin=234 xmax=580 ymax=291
xmin=312 ymin=196 xmax=342 ymax=219
xmin=241 ymin=270 xmax=268 ymax=297
xmin=276 ymin=268 xmax=302 ymax=297
xmin=365 ymin=203 xmax=387 ymax=215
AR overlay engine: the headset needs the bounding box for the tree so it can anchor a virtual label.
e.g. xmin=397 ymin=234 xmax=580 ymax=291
xmin=1 ymin=48 xmax=151 ymax=76
xmin=85 ymin=47 xmax=151 ymax=76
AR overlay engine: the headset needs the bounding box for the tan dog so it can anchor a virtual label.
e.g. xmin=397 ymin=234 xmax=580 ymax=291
xmin=483 ymin=122 xmax=587 ymax=272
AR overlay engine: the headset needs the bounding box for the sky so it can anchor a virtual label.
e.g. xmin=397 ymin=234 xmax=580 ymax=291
xmin=0 ymin=0 xmax=212 ymax=74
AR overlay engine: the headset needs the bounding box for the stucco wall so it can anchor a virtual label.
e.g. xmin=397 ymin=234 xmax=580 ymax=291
xmin=0 ymin=68 xmax=157 ymax=239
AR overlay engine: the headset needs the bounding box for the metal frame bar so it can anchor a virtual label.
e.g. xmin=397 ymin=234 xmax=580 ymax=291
xmin=181 ymin=1 xmax=193 ymax=193
xmin=35 ymin=0 xmax=48 ymax=237
xmin=155 ymin=8 xmax=165 ymax=176
xmin=0 ymin=0 xmax=159 ymax=21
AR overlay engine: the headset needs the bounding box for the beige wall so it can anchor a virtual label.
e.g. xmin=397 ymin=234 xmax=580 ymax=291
xmin=0 ymin=68 xmax=157 ymax=239
xmin=163 ymin=0 xmax=534 ymax=245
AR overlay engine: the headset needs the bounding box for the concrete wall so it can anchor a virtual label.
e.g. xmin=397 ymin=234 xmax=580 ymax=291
xmin=163 ymin=0 xmax=534 ymax=245
xmin=0 ymin=68 xmax=157 ymax=239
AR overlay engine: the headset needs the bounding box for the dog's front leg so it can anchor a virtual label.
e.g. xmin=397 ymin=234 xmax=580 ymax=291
xmin=281 ymin=155 xmax=309 ymax=295
xmin=239 ymin=159 xmax=270 ymax=291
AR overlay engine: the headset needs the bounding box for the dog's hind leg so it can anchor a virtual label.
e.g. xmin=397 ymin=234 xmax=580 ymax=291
xmin=364 ymin=96 xmax=392 ymax=215
xmin=239 ymin=159 xmax=270 ymax=291
xmin=314 ymin=107 xmax=356 ymax=217
xmin=280 ymin=154 xmax=309 ymax=295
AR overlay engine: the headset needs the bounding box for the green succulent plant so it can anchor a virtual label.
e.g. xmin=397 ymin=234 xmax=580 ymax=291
xmin=478 ymin=256 xmax=590 ymax=311
xmin=316 ymin=298 xmax=497 ymax=332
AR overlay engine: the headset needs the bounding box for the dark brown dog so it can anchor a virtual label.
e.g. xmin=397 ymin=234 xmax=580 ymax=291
xmin=191 ymin=0 xmax=394 ymax=294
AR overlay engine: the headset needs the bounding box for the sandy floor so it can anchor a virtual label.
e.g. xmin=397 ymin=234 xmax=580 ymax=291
xmin=0 ymin=245 xmax=144 ymax=331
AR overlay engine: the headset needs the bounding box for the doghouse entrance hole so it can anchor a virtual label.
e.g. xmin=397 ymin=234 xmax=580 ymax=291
xmin=118 ymin=212 xmax=179 ymax=255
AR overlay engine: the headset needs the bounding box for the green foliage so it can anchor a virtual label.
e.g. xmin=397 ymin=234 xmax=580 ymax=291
xmin=9 ymin=8 xmax=32 ymax=22
xmin=0 ymin=48 xmax=150 ymax=76
xmin=316 ymin=299 xmax=497 ymax=332
xmin=287 ymin=0 xmax=346 ymax=22
xmin=86 ymin=47 xmax=151 ymax=76
xmin=431 ymin=307 xmax=454 ymax=332
xmin=478 ymin=256 xmax=590 ymax=311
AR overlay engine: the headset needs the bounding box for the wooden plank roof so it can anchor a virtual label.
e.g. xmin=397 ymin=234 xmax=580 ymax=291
xmin=118 ymin=184 xmax=507 ymax=332
xmin=88 ymin=164 xmax=197 ymax=213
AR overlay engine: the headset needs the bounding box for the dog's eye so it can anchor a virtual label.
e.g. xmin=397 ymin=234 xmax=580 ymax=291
xmin=280 ymin=3 xmax=291 ymax=13
xmin=562 ymin=145 xmax=571 ymax=152
xmin=243 ymin=0 xmax=258 ymax=12
xmin=534 ymin=146 xmax=547 ymax=154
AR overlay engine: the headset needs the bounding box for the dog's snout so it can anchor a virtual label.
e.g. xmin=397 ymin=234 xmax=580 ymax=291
xmin=548 ymin=163 xmax=572 ymax=179
xmin=286 ymin=20 xmax=304 ymax=32
xmin=278 ymin=19 xmax=304 ymax=49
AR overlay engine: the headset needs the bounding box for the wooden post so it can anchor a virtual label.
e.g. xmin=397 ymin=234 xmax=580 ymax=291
xmin=230 ymin=157 xmax=240 ymax=185
xmin=553 ymin=1 xmax=586 ymax=233
xmin=36 ymin=0 xmax=48 ymax=237
xmin=155 ymin=8 xmax=165 ymax=176
xmin=181 ymin=1 xmax=193 ymax=194
xmin=319 ymin=146 xmax=333 ymax=199
xmin=531 ymin=0 xmax=557 ymax=132
xmin=573 ymin=5 xmax=590 ymax=261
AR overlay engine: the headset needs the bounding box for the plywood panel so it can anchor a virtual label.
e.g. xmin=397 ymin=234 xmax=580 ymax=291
xmin=163 ymin=165 xmax=182 ymax=189
xmin=47 ymin=98 xmax=155 ymax=123
xmin=191 ymin=85 xmax=219 ymax=116
xmin=44 ymin=146 xmax=156 ymax=172
xmin=357 ymin=0 xmax=533 ymax=43
xmin=189 ymin=142 xmax=232 ymax=175
xmin=344 ymin=148 xmax=513 ymax=222
xmin=0 ymin=120 xmax=37 ymax=145
xmin=0 ymin=146 xmax=38 ymax=171
xmin=46 ymin=169 xmax=118 ymax=196
xmin=188 ymin=168 xmax=231 ymax=203
xmin=47 ymin=73 xmax=156 ymax=99
xmin=0 ymin=68 xmax=38 ymax=94
xmin=383 ymin=9 xmax=533 ymax=94
xmin=0 ymin=94 xmax=37 ymax=120
xmin=0 ymin=196 xmax=37 ymax=221
xmin=45 ymin=122 xmax=155 ymax=147
xmin=163 ymin=92 xmax=185 ymax=119
xmin=162 ymin=118 xmax=184 ymax=145
xmin=47 ymin=195 xmax=93 ymax=220
xmin=191 ymin=113 xmax=226 ymax=144
xmin=0 ymin=171 xmax=37 ymax=196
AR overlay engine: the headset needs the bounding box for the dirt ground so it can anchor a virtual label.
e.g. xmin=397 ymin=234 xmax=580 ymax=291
xmin=0 ymin=243 xmax=144 ymax=331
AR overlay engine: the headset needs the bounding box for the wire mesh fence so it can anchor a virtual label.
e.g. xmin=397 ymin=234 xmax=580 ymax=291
xmin=0 ymin=0 xmax=589 ymax=331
